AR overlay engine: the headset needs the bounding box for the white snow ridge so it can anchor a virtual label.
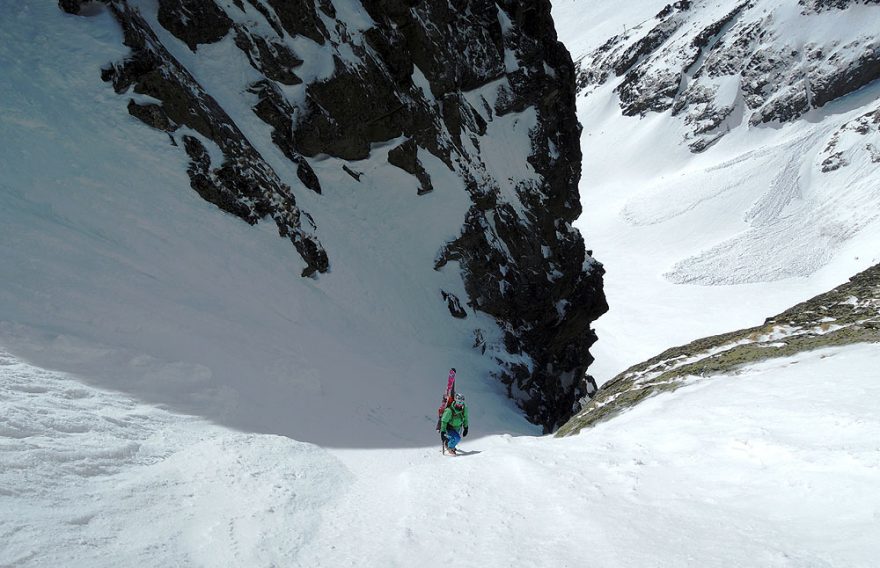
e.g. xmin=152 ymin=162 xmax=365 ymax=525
xmin=2 ymin=0 xmax=880 ymax=567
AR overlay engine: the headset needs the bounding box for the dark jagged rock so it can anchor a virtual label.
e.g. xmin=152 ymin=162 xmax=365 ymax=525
xmin=349 ymin=0 xmax=606 ymax=429
xmin=65 ymin=0 xmax=606 ymax=431
xmin=182 ymin=135 xmax=252 ymax=219
xmin=613 ymin=16 xmax=682 ymax=78
xmin=296 ymin=160 xmax=322 ymax=195
xmin=317 ymin=0 xmax=335 ymax=18
xmin=264 ymin=0 xmax=326 ymax=44
xmin=441 ymin=291 xmax=467 ymax=319
xmin=800 ymin=0 xmax=880 ymax=12
xmin=690 ymin=3 xmax=744 ymax=52
xmin=295 ymin=60 xmax=408 ymax=161
xmin=58 ymin=0 xmax=86 ymax=14
xmin=247 ymin=79 xmax=295 ymax=156
xmin=439 ymin=203 xmax=606 ymax=430
xmin=387 ymin=139 xmax=433 ymax=195
xmin=246 ymin=79 xmax=323 ymax=195
xmin=243 ymin=0 xmax=284 ymax=37
xmin=157 ymin=0 xmax=232 ymax=51
xmin=342 ymin=165 xmax=363 ymax=181
xmin=811 ymin=44 xmax=880 ymax=108
xmin=234 ymin=28 xmax=303 ymax=85
xmin=618 ymin=66 xmax=682 ymax=116
xmin=127 ymin=99 xmax=177 ymax=132
xmin=576 ymin=0 xmax=880 ymax=150
xmin=97 ymin=1 xmax=328 ymax=277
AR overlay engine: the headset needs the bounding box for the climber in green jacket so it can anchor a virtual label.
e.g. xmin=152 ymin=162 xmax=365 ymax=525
xmin=440 ymin=392 xmax=469 ymax=455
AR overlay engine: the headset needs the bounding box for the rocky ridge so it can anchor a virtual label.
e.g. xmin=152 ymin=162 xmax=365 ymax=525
xmin=557 ymin=263 xmax=880 ymax=436
xmin=70 ymin=0 xmax=330 ymax=276
xmin=575 ymin=0 xmax=880 ymax=152
xmin=59 ymin=0 xmax=606 ymax=430
xmin=818 ymin=104 xmax=880 ymax=171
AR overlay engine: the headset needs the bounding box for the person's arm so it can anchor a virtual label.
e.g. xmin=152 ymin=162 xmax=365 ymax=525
xmin=440 ymin=407 xmax=452 ymax=431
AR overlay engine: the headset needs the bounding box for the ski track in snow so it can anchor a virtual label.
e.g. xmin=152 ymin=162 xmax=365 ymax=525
xmin=664 ymin=126 xmax=876 ymax=285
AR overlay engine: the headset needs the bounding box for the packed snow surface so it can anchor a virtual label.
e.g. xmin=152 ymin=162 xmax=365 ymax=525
xmin=4 ymin=344 xmax=879 ymax=566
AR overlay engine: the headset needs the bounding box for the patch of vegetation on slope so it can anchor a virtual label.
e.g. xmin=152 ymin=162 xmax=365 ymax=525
xmin=557 ymin=263 xmax=880 ymax=436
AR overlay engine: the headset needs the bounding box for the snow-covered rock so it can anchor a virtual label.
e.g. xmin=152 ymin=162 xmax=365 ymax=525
xmin=574 ymin=0 xmax=880 ymax=152
xmin=52 ymin=0 xmax=606 ymax=429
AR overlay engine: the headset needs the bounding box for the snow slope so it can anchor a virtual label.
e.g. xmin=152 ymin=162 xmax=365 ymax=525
xmin=4 ymin=343 xmax=879 ymax=566
xmin=0 ymin=3 xmax=534 ymax=447
xmin=552 ymin=0 xmax=880 ymax=384
xmin=3 ymin=2 xmax=879 ymax=566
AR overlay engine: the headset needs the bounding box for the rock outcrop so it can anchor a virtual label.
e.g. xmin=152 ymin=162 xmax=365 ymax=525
xmin=558 ymin=263 xmax=880 ymax=437
xmin=62 ymin=0 xmax=329 ymax=276
xmin=60 ymin=0 xmax=606 ymax=431
xmin=819 ymin=105 xmax=880 ymax=171
xmin=575 ymin=0 xmax=880 ymax=152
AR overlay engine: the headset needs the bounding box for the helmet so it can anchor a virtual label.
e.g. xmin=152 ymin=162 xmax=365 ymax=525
xmin=453 ymin=393 xmax=465 ymax=407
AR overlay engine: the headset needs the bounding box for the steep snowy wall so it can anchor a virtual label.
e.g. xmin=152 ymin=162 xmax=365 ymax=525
xmin=57 ymin=0 xmax=606 ymax=430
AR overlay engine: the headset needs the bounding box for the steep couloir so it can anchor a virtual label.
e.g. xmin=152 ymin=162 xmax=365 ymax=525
xmin=59 ymin=0 xmax=607 ymax=432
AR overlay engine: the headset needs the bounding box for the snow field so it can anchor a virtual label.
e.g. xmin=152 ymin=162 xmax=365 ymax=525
xmin=0 ymin=350 xmax=348 ymax=566
xmin=552 ymin=0 xmax=880 ymax=383
xmin=297 ymin=343 xmax=880 ymax=568
xmin=4 ymin=344 xmax=878 ymax=566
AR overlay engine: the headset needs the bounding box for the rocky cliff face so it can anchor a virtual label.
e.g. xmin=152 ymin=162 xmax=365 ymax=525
xmin=59 ymin=0 xmax=606 ymax=431
xmin=575 ymin=0 xmax=880 ymax=152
